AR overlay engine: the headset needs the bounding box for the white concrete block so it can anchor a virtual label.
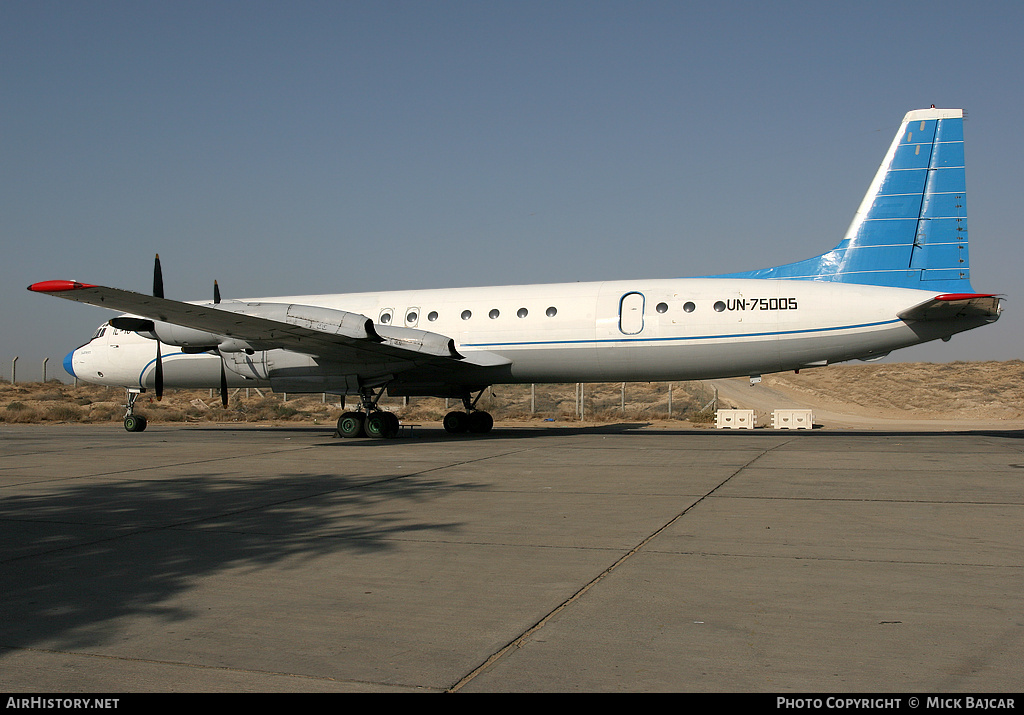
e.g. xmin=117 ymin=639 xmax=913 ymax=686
xmin=771 ymin=409 xmax=814 ymax=429
xmin=716 ymin=409 xmax=756 ymax=429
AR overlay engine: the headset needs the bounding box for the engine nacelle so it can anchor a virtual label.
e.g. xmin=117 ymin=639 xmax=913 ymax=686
xmin=110 ymin=316 xmax=224 ymax=350
xmin=147 ymin=323 xmax=257 ymax=353
xmin=146 ymin=321 xmax=224 ymax=349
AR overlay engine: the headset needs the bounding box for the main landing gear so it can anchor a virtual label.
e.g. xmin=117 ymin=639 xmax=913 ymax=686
xmin=442 ymin=389 xmax=493 ymax=435
xmin=334 ymin=387 xmax=495 ymax=438
xmin=336 ymin=409 xmax=400 ymax=439
xmin=442 ymin=409 xmax=493 ymax=434
xmin=123 ymin=388 xmax=147 ymax=432
xmin=335 ymin=386 xmax=401 ymax=439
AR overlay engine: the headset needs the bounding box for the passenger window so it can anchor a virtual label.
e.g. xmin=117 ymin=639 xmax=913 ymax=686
xmin=546 ymin=307 xmax=557 ymax=317
xmin=656 ymin=302 xmax=668 ymax=313
xmin=517 ymin=308 xmax=528 ymax=318
xmin=489 ymin=309 xmax=499 ymax=319
xmin=461 ymin=310 xmax=472 ymax=320
xmin=683 ymin=302 xmax=695 ymax=313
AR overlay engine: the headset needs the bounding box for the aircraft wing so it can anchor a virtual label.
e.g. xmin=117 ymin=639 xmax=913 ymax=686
xmin=897 ymin=293 xmax=1002 ymax=322
xmin=28 ymin=280 xmax=511 ymax=370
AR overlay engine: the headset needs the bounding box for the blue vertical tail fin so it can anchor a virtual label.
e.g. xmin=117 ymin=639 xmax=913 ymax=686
xmin=714 ymin=108 xmax=973 ymax=292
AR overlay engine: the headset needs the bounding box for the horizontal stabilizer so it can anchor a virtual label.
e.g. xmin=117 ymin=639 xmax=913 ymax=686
xmin=897 ymin=293 xmax=1002 ymax=322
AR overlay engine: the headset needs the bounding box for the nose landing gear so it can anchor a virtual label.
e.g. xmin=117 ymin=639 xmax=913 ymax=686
xmin=123 ymin=388 xmax=147 ymax=432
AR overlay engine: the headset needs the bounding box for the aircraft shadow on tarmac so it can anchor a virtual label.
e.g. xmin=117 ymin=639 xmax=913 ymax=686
xmin=0 ymin=462 xmax=486 ymax=653
xmin=2 ymin=422 xmax=1020 ymax=658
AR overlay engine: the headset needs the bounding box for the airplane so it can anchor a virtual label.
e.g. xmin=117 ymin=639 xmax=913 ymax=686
xmin=29 ymin=107 xmax=1002 ymax=436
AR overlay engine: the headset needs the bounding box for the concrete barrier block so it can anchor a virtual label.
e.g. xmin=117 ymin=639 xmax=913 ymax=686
xmin=771 ymin=409 xmax=814 ymax=429
xmin=716 ymin=409 xmax=756 ymax=429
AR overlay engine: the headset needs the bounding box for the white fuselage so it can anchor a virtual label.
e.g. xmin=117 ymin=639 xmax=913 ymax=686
xmin=67 ymin=277 xmax=975 ymax=393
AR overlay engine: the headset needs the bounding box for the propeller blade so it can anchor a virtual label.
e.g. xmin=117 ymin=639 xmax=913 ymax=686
xmin=219 ymin=359 xmax=228 ymax=407
xmin=213 ymin=280 xmax=227 ymax=407
xmin=154 ymin=341 xmax=163 ymax=400
xmin=152 ymin=253 xmax=164 ymax=400
xmin=153 ymin=254 xmax=164 ymax=299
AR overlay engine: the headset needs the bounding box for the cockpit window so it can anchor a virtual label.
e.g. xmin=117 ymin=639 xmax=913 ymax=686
xmin=92 ymin=326 xmax=106 ymax=340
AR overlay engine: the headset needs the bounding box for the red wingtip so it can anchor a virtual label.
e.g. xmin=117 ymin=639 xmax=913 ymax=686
xmin=28 ymin=280 xmax=97 ymax=292
xmin=934 ymin=293 xmax=997 ymax=301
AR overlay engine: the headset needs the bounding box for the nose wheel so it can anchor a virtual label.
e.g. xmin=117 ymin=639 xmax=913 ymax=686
xmin=124 ymin=414 xmax=148 ymax=432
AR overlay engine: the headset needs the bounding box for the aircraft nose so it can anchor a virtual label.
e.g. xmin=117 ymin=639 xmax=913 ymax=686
xmin=63 ymin=349 xmax=77 ymax=379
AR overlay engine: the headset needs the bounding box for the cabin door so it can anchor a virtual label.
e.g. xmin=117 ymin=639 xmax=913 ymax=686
xmin=619 ymin=292 xmax=645 ymax=335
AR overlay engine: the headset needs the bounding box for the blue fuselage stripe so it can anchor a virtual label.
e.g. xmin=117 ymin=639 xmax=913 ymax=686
xmin=462 ymin=318 xmax=903 ymax=349
xmin=138 ymin=352 xmax=188 ymax=387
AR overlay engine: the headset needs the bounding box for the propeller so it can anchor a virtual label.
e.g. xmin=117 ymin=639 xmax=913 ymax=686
xmin=219 ymin=356 xmax=228 ymax=407
xmin=213 ymin=279 xmax=228 ymax=407
xmin=153 ymin=255 xmax=164 ymax=399
xmin=126 ymin=255 xmax=229 ymax=406
xmin=154 ymin=341 xmax=163 ymax=400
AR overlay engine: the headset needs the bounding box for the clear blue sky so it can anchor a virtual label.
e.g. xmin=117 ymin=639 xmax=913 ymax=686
xmin=3 ymin=0 xmax=1021 ymax=382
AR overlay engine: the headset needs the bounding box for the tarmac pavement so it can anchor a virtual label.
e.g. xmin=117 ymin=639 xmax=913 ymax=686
xmin=1 ymin=422 xmax=1021 ymax=693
